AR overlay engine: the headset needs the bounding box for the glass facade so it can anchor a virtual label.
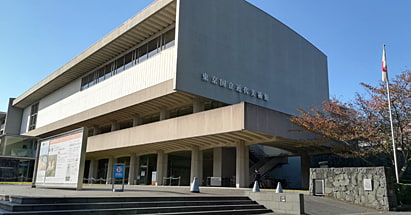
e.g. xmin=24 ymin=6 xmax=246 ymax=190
xmin=0 ymin=135 xmax=37 ymax=182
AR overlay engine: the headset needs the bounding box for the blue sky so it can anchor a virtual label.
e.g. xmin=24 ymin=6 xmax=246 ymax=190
xmin=0 ymin=0 xmax=410 ymax=112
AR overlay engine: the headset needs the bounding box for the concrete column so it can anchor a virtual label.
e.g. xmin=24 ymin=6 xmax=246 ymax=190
xmin=128 ymin=154 xmax=138 ymax=185
xmin=111 ymin=120 xmax=119 ymax=131
xmin=132 ymin=114 xmax=142 ymax=127
xmin=156 ymin=150 xmax=165 ymax=185
xmin=190 ymin=146 xmax=200 ymax=182
xmin=88 ymin=159 xmax=97 ymax=183
xmin=213 ymin=147 xmax=222 ymax=177
xmin=159 ymin=108 xmax=170 ymax=121
xmin=244 ymin=146 xmax=250 ymax=187
xmin=199 ymin=150 xmax=204 ymax=185
xmin=106 ymin=157 xmax=115 ymax=184
xmin=301 ymin=153 xmax=310 ymax=190
xmin=236 ymin=141 xmax=246 ymax=188
xmin=193 ymin=97 xmax=205 ymax=113
xmin=164 ymin=153 xmax=168 ymax=179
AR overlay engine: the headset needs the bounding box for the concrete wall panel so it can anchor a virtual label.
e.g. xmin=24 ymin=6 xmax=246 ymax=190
xmin=20 ymin=47 xmax=177 ymax=133
xmin=87 ymin=103 xmax=245 ymax=153
xmin=176 ymin=0 xmax=328 ymax=115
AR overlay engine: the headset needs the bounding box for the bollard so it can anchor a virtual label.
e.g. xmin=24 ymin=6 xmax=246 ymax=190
xmin=190 ymin=177 xmax=200 ymax=193
xmin=252 ymin=181 xmax=260 ymax=192
xmin=275 ymin=182 xmax=283 ymax=193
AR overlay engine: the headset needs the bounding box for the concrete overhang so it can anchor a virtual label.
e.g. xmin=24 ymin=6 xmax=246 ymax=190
xmin=13 ymin=0 xmax=176 ymax=108
xmin=22 ymin=80 xmax=194 ymax=138
xmin=86 ymin=102 xmax=330 ymax=159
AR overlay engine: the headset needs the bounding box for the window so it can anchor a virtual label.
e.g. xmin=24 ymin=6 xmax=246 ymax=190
xmin=29 ymin=103 xmax=39 ymax=131
xmin=163 ymin=28 xmax=175 ymax=49
xmin=81 ymin=76 xmax=89 ymax=90
xmin=138 ymin=44 xmax=148 ymax=62
xmin=87 ymin=73 xmax=96 ymax=87
xmin=104 ymin=63 xmax=113 ymax=79
xmin=79 ymin=27 xmax=176 ymax=91
xmin=147 ymin=37 xmax=159 ymax=57
xmin=115 ymin=56 xmax=125 ymax=74
xmin=124 ymin=52 xmax=133 ymax=70
xmin=97 ymin=68 xmax=105 ymax=83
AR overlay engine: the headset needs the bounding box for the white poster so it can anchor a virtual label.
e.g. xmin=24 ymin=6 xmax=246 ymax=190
xmin=34 ymin=128 xmax=87 ymax=189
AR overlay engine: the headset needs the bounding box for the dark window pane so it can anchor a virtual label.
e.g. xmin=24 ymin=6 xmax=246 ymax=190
xmin=124 ymin=52 xmax=133 ymax=70
xmin=88 ymin=73 xmax=95 ymax=87
xmin=98 ymin=68 xmax=105 ymax=82
xmin=163 ymin=28 xmax=175 ymax=49
xmin=105 ymin=64 xmax=112 ymax=79
xmin=116 ymin=57 xmax=125 ymax=74
xmin=81 ymin=76 xmax=88 ymax=90
xmin=29 ymin=103 xmax=39 ymax=131
xmin=147 ymin=37 xmax=158 ymax=57
xmin=138 ymin=44 xmax=148 ymax=62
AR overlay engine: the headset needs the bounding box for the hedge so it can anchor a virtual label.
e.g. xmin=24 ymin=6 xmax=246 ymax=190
xmin=396 ymin=183 xmax=411 ymax=205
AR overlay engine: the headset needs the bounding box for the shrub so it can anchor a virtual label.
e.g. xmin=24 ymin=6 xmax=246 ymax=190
xmin=396 ymin=183 xmax=411 ymax=205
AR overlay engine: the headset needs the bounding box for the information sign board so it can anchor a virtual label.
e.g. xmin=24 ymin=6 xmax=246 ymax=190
xmin=114 ymin=165 xmax=124 ymax=179
xmin=33 ymin=128 xmax=87 ymax=190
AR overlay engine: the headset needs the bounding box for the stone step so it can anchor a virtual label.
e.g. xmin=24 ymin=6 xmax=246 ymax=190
xmin=142 ymin=208 xmax=274 ymax=215
xmin=0 ymin=199 xmax=257 ymax=212
xmin=8 ymin=196 xmax=250 ymax=204
xmin=0 ymin=204 xmax=270 ymax=215
xmin=0 ymin=196 xmax=272 ymax=215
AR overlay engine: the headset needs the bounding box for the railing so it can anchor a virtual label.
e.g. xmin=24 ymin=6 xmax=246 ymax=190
xmin=163 ymin=176 xmax=181 ymax=186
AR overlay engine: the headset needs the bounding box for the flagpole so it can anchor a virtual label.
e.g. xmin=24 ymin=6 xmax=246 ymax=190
xmin=382 ymin=45 xmax=399 ymax=183
xmin=385 ymin=80 xmax=399 ymax=183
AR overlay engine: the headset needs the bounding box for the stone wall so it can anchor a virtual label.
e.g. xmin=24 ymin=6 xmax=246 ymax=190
xmin=249 ymin=191 xmax=304 ymax=215
xmin=309 ymin=167 xmax=396 ymax=211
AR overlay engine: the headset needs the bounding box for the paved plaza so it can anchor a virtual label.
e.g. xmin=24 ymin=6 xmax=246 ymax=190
xmin=0 ymin=184 xmax=410 ymax=215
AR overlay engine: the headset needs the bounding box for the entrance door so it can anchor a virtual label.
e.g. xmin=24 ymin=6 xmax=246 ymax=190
xmin=138 ymin=154 xmax=156 ymax=185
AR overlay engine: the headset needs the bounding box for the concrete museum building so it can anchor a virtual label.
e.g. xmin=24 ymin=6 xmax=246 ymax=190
xmin=1 ymin=0 xmax=329 ymax=189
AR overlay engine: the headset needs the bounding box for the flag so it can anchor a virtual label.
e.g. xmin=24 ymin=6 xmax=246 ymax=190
xmin=382 ymin=45 xmax=388 ymax=82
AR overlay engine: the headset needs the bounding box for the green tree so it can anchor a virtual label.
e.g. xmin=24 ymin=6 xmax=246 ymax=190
xmin=291 ymin=70 xmax=411 ymax=180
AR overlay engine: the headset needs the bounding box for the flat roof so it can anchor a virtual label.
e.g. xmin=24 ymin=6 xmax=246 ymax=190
xmin=13 ymin=0 xmax=176 ymax=108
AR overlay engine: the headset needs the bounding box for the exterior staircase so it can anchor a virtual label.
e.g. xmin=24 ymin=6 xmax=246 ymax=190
xmin=0 ymin=196 xmax=272 ymax=214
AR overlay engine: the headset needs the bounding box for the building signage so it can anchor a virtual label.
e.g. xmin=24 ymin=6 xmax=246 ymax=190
xmin=363 ymin=178 xmax=373 ymax=191
xmin=201 ymin=73 xmax=269 ymax=101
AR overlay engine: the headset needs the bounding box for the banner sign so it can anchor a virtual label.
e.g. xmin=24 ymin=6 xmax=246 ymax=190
xmin=34 ymin=128 xmax=87 ymax=190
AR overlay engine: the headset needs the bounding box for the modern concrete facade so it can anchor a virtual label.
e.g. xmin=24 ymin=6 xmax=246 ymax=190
xmin=2 ymin=0 xmax=329 ymax=188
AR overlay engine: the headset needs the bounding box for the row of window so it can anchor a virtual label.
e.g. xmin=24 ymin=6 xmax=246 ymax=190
xmin=28 ymin=103 xmax=39 ymax=131
xmin=81 ymin=28 xmax=175 ymax=91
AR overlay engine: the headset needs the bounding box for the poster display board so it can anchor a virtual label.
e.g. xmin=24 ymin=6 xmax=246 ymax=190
xmin=33 ymin=128 xmax=88 ymax=190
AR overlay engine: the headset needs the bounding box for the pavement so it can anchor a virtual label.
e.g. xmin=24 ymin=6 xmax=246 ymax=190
xmin=0 ymin=183 xmax=410 ymax=215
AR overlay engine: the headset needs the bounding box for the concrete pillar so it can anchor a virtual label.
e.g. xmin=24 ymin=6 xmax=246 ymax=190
xmin=164 ymin=154 xmax=168 ymax=179
xmin=301 ymin=153 xmax=310 ymax=190
xmin=156 ymin=150 xmax=165 ymax=185
xmin=160 ymin=108 xmax=170 ymax=121
xmin=129 ymin=154 xmax=139 ymax=185
xmin=193 ymin=97 xmax=204 ymax=113
xmin=213 ymin=147 xmax=222 ymax=177
xmin=199 ymin=150 xmax=204 ymax=185
xmin=132 ymin=114 xmax=142 ymax=127
xmin=244 ymin=146 xmax=250 ymax=187
xmin=88 ymin=159 xmax=97 ymax=183
xmin=106 ymin=157 xmax=115 ymax=184
xmin=111 ymin=120 xmax=119 ymax=131
xmin=190 ymin=146 xmax=201 ymax=182
xmin=236 ymin=141 xmax=246 ymax=188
